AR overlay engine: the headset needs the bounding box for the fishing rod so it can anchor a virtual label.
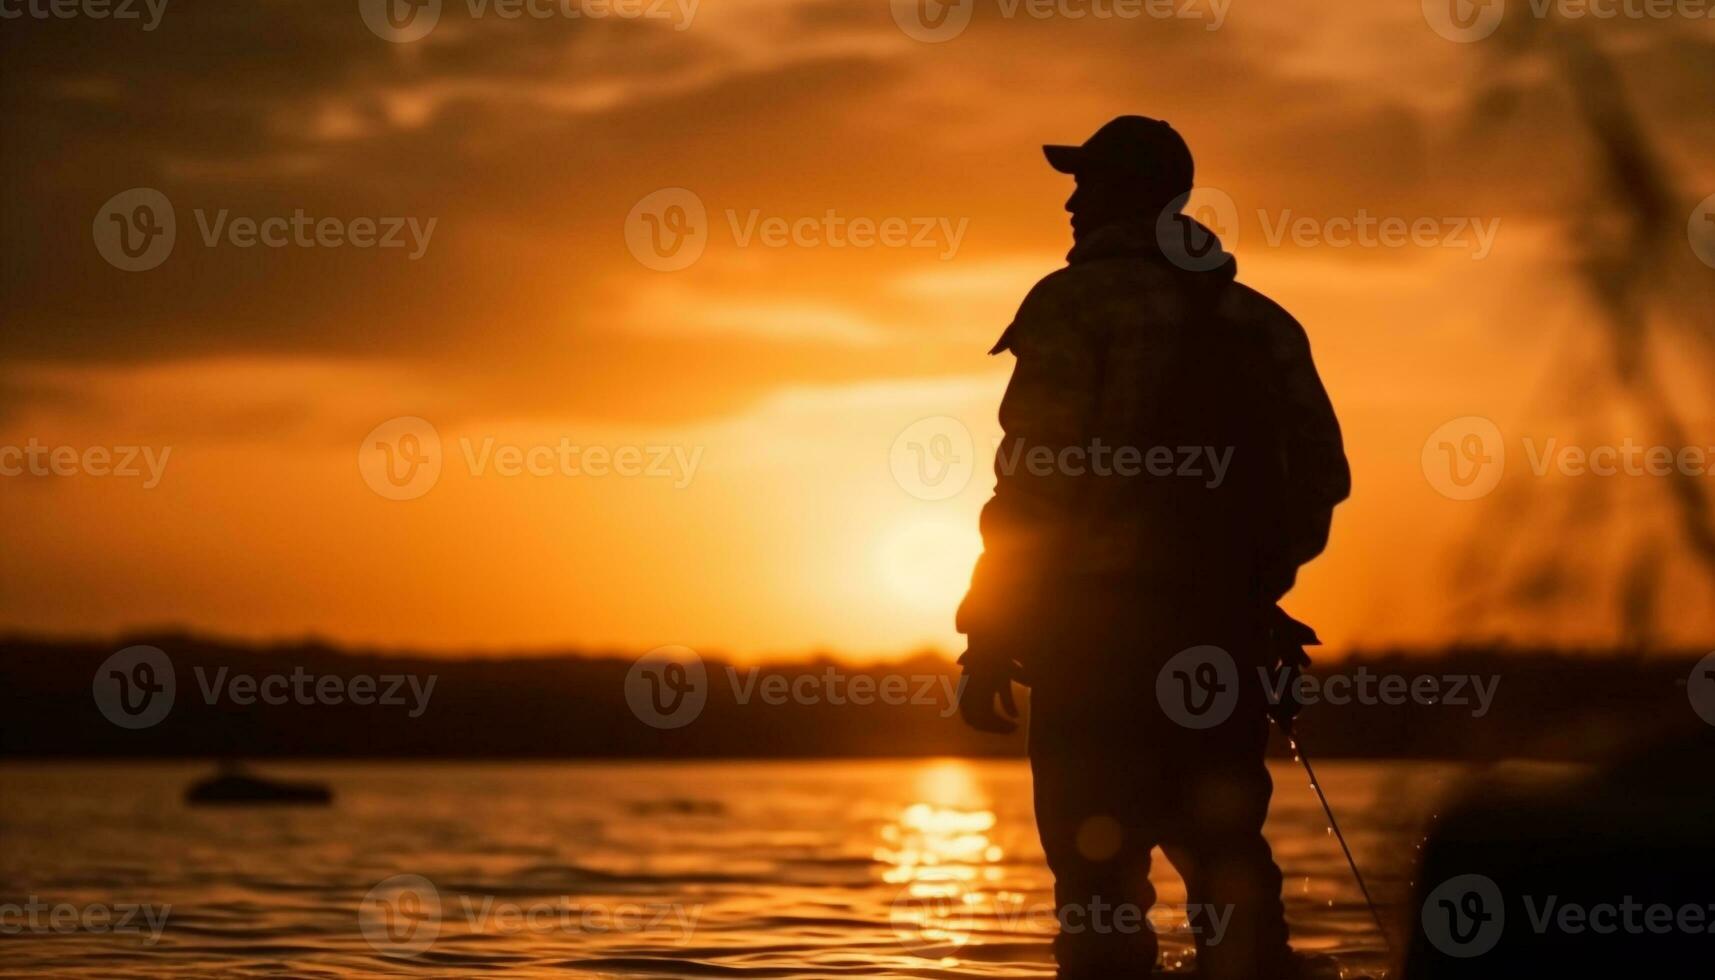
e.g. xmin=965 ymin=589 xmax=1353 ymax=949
xmin=1279 ymin=719 xmax=1394 ymax=953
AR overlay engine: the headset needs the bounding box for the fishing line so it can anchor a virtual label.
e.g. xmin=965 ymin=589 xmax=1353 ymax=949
xmin=1283 ymin=725 xmax=1394 ymax=954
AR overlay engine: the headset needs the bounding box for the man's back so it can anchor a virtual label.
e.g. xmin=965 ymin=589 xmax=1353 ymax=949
xmin=958 ymin=220 xmax=1349 ymax=653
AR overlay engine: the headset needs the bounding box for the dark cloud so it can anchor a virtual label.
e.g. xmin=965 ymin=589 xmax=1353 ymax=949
xmin=3 ymin=0 xmax=1711 ymax=427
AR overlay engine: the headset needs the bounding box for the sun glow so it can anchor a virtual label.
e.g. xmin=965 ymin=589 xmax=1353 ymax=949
xmin=874 ymin=520 xmax=982 ymax=613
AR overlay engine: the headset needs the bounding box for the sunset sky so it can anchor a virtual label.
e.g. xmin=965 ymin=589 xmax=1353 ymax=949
xmin=3 ymin=1 xmax=1713 ymax=658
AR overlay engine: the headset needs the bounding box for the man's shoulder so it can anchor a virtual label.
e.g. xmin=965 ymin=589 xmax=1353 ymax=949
xmin=991 ymin=265 xmax=1087 ymax=354
xmin=1219 ymin=281 xmax=1311 ymax=357
xmin=1023 ymin=256 xmax=1182 ymax=303
xmin=995 ymin=261 xmax=1179 ymax=353
xmin=1016 ymin=262 xmax=1111 ymax=311
xmin=1220 ymin=280 xmax=1299 ymax=328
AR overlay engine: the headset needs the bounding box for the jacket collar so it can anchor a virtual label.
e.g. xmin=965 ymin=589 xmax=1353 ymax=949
xmin=1067 ymin=222 xmax=1162 ymax=264
xmin=1066 ymin=218 xmax=1239 ymax=282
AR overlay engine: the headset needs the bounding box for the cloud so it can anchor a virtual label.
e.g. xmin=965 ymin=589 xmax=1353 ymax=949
xmin=3 ymin=2 xmax=1712 ymax=419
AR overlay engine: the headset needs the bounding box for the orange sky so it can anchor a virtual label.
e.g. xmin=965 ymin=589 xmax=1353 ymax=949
xmin=2 ymin=2 xmax=1713 ymax=657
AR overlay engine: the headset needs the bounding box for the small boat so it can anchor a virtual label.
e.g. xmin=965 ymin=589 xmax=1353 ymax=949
xmin=185 ymin=764 xmax=331 ymax=806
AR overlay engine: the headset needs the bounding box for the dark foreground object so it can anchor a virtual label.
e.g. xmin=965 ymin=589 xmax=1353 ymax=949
xmin=185 ymin=772 xmax=332 ymax=806
xmin=1403 ymin=731 xmax=1715 ymax=978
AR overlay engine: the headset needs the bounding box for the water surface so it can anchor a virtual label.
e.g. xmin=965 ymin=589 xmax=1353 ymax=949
xmin=0 ymin=759 xmax=1463 ymax=977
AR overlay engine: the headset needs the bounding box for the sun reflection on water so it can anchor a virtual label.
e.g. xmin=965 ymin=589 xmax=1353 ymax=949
xmin=877 ymin=761 xmax=1008 ymax=960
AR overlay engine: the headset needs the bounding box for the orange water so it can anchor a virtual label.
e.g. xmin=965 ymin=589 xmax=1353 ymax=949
xmin=0 ymin=759 xmax=1459 ymax=977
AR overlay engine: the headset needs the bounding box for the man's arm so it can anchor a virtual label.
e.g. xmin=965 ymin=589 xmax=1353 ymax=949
xmin=956 ymin=274 xmax=1103 ymax=665
xmin=1255 ymin=304 xmax=1350 ymax=603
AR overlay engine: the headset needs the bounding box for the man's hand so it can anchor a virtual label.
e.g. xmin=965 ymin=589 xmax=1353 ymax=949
xmin=1266 ymin=606 xmax=1318 ymax=734
xmin=1266 ymin=662 xmax=1304 ymax=733
xmin=957 ymin=660 xmax=1020 ymax=735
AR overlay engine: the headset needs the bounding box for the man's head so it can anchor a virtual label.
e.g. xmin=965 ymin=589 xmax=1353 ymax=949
xmin=1045 ymin=116 xmax=1195 ymax=241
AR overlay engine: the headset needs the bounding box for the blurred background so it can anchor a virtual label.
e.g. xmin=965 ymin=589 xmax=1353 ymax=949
xmin=3 ymin=2 xmax=1713 ymax=977
xmin=3 ymin=0 xmax=1711 ymax=658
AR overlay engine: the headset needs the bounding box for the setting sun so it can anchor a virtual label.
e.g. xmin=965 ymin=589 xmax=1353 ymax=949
xmin=876 ymin=520 xmax=984 ymax=615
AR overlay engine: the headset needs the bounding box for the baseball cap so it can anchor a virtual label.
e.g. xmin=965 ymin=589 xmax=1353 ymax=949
xmin=1044 ymin=115 xmax=1195 ymax=196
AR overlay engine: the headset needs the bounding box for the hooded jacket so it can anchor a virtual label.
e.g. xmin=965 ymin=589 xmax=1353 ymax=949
xmin=955 ymin=219 xmax=1350 ymax=659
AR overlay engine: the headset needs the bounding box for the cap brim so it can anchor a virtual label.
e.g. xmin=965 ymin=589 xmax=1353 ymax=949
xmin=1043 ymin=144 xmax=1083 ymax=174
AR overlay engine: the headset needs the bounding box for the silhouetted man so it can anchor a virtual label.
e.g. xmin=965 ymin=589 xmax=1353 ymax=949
xmin=955 ymin=116 xmax=1350 ymax=980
